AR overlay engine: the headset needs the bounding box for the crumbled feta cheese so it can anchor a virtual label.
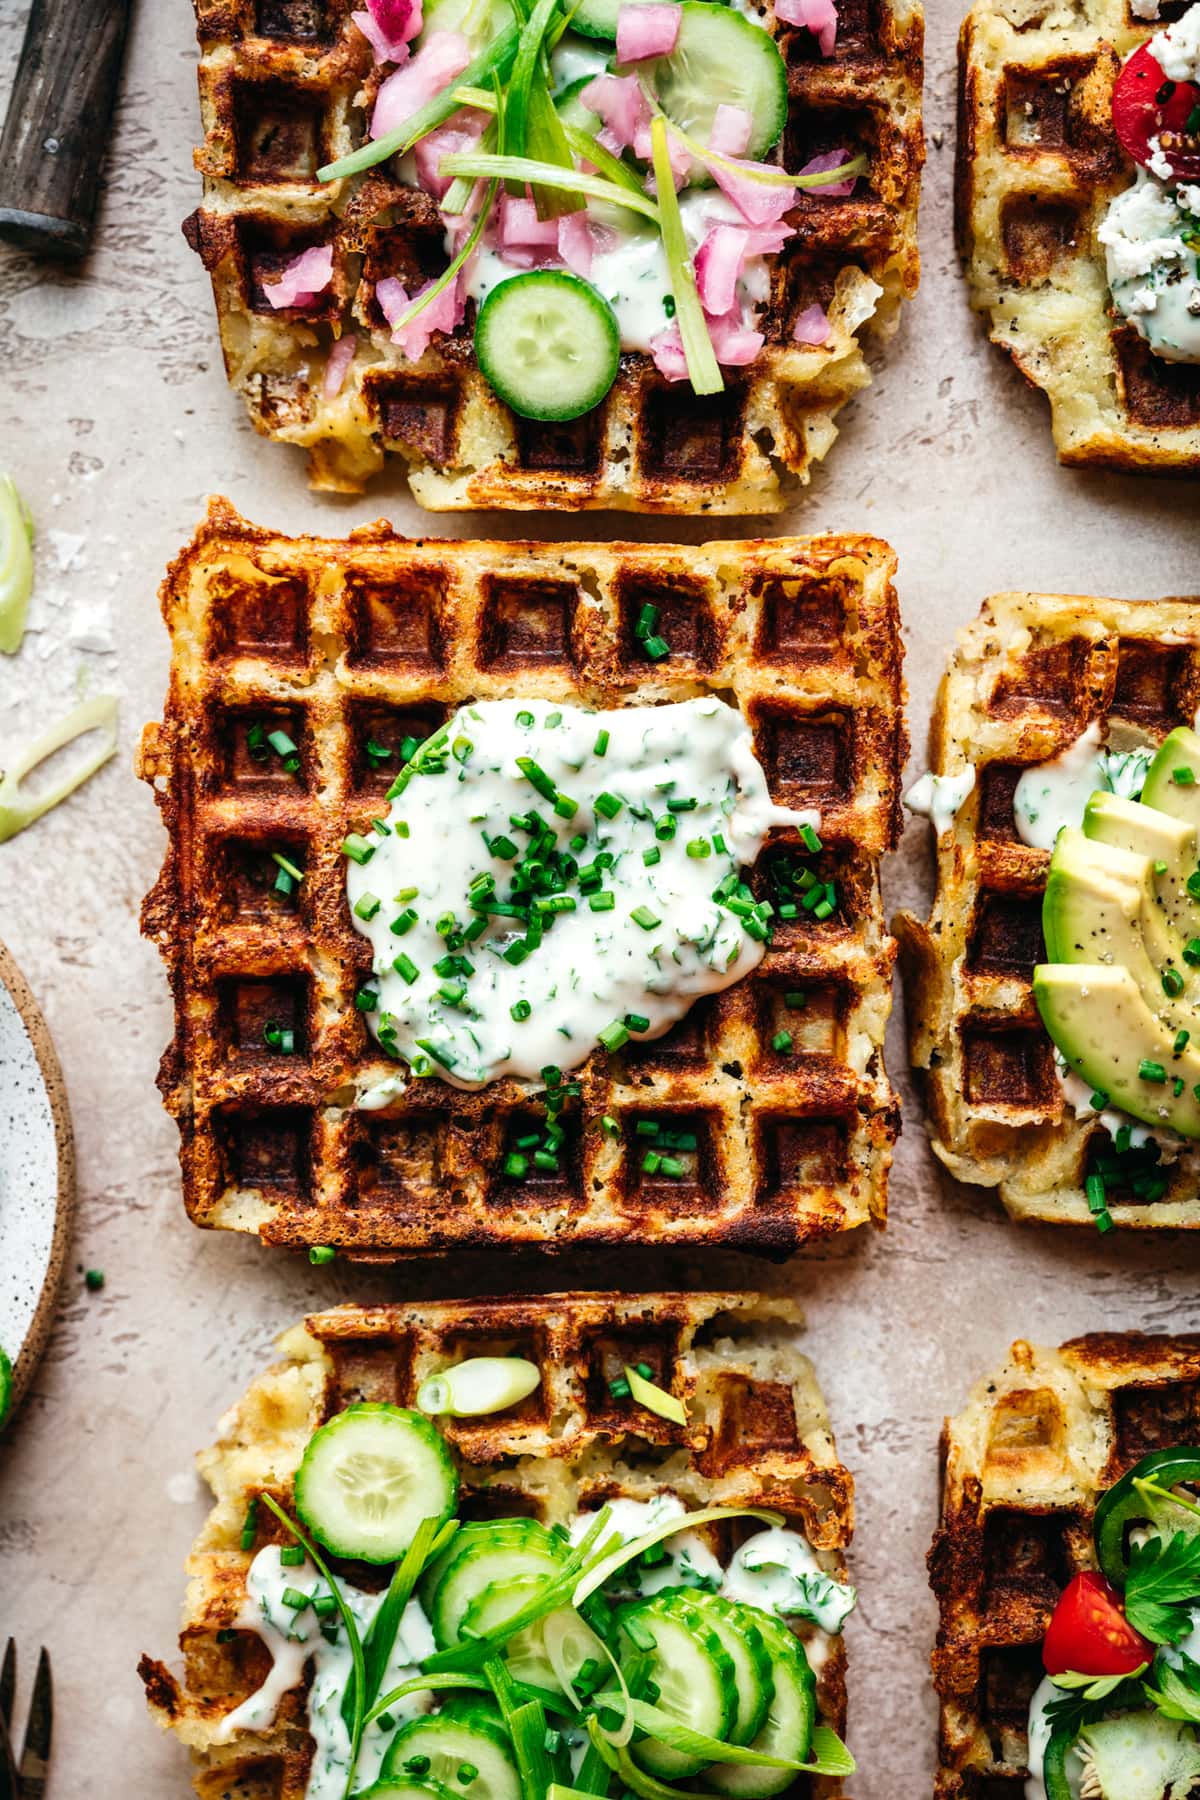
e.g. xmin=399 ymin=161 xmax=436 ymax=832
xmin=1147 ymin=134 xmax=1176 ymax=182
xmin=1100 ymin=168 xmax=1200 ymax=362
xmin=1148 ymin=5 xmax=1200 ymax=83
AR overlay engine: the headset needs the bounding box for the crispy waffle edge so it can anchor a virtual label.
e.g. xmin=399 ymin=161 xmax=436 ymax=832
xmin=139 ymin=1289 xmax=856 ymax=1800
xmin=137 ymin=495 xmax=906 ymax=1259
xmin=956 ymin=0 xmax=1200 ymax=472
xmin=182 ymin=0 xmax=923 ymax=510
xmin=895 ymin=585 xmax=1200 ymax=1230
xmin=929 ymin=1330 xmax=1200 ymax=1800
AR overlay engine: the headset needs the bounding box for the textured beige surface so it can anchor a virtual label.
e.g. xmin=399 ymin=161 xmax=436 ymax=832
xmin=1 ymin=2 xmax=1200 ymax=1797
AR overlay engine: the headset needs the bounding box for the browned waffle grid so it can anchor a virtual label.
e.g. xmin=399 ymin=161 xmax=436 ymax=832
xmin=929 ymin=1331 xmax=1200 ymax=1800
xmin=896 ymin=588 xmax=1200 ymax=1230
xmin=138 ymin=499 xmax=904 ymax=1259
xmin=183 ymin=0 xmax=923 ymax=509
xmin=139 ymin=1291 xmax=855 ymax=1800
xmin=957 ymin=0 xmax=1200 ymax=473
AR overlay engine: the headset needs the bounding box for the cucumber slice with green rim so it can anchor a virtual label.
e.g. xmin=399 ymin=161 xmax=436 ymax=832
xmin=474 ymin=273 xmax=620 ymax=422
xmin=421 ymin=0 xmax=514 ymax=42
xmin=439 ymin=1695 xmax=514 ymax=1743
xmin=363 ymin=1782 xmax=462 ymax=1800
xmin=617 ymin=1593 xmax=737 ymax=1778
xmin=430 ymin=1519 xmax=569 ymax=1648
xmin=381 ymin=1712 xmax=522 ymax=1800
xmin=553 ymin=75 xmax=604 ymax=134
xmin=644 ymin=4 xmax=788 ymax=166
xmin=293 ymin=1404 xmax=457 ymax=1564
xmin=420 ymin=1521 xmax=502 ymax=1612
xmin=687 ymin=1593 xmax=775 ymax=1745
xmin=707 ymin=1610 xmax=816 ymax=1797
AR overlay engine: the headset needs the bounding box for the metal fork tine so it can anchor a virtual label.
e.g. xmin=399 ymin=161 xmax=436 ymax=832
xmin=0 ymin=1643 xmax=13 ymax=1729
xmin=18 ymin=1647 xmax=52 ymax=1796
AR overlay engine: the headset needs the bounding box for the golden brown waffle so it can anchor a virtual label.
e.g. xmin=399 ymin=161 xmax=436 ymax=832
xmin=182 ymin=0 xmax=923 ymax=510
xmin=929 ymin=1331 xmax=1200 ymax=1800
xmin=896 ymin=586 xmax=1200 ymax=1230
xmin=138 ymin=498 xmax=905 ymax=1259
xmin=139 ymin=1291 xmax=856 ymax=1800
xmin=957 ymin=0 xmax=1200 ymax=473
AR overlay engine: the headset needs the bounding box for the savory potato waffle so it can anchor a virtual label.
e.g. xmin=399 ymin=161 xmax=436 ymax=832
xmin=929 ymin=1330 xmax=1200 ymax=1800
xmin=182 ymin=0 xmax=923 ymax=510
xmin=896 ymin=586 xmax=1200 ymax=1229
xmin=957 ymin=0 xmax=1200 ymax=473
xmin=139 ymin=1290 xmax=855 ymax=1800
xmin=138 ymin=498 xmax=904 ymax=1258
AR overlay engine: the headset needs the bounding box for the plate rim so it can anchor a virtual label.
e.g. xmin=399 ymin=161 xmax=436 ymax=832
xmin=0 ymin=936 xmax=75 ymax=1424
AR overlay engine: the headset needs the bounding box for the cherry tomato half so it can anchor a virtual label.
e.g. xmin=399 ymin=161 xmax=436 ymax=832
xmin=1042 ymin=1571 xmax=1154 ymax=1677
xmin=1113 ymin=43 xmax=1200 ymax=182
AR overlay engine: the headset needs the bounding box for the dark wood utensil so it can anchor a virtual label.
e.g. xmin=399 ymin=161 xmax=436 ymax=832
xmin=0 ymin=0 xmax=133 ymax=258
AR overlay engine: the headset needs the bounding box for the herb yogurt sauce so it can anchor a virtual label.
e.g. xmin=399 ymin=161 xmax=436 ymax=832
xmin=346 ymin=696 xmax=817 ymax=1088
xmin=216 ymin=1545 xmax=435 ymax=1797
xmin=1012 ymin=723 xmax=1154 ymax=852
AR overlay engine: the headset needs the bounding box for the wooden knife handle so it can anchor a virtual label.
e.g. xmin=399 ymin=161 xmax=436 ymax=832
xmin=0 ymin=0 xmax=132 ymax=258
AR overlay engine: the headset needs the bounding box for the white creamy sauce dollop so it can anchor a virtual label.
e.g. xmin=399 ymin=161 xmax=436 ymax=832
xmin=720 ymin=1524 xmax=857 ymax=1634
xmin=904 ymin=766 xmax=976 ymax=836
xmin=459 ymin=191 xmax=772 ymax=354
xmin=569 ymin=1493 xmax=724 ymax=1596
xmin=1025 ymin=1674 xmax=1083 ymax=1800
xmin=1012 ymin=723 xmax=1153 ymax=851
xmin=218 ymin=1546 xmax=434 ymax=1798
xmin=346 ymin=697 xmax=815 ymax=1088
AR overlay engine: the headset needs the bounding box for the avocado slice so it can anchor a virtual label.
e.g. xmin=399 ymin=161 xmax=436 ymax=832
xmin=1084 ymin=789 xmax=1200 ymax=950
xmin=1140 ymin=726 xmax=1200 ymax=830
xmin=1079 ymin=1710 xmax=1200 ymax=1800
xmin=1034 ymin=964 xmax=1200 ymax=1136
xmin=1043 ymin=828 xmax=1192 ymax=1019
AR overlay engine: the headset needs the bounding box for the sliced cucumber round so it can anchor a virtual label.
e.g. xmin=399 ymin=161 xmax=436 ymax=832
xmin=421 ymin=0 xmax=514 ymax=41
xmin=618 ymin=1593 xmax=737 ymax=1778
xmin=569 ymin=0 xmax=655 ymax=38
xmin=363 ymin=1781 xmax=461 ymax=1800
xmin=688 ymin=1594 xmax=775 ymax=1746
xmin=644 ymin=4 xmax=788 ymax=165
xmin=554 ymin=74 xmax=604 ymax=135
xmin=429 ymin=1519 xmax=570 ymax=1648
xmin=707 ymin=1610 xmax=816 ymax=1797
xmin=293 ymin=1404 xmax=457 ymax=1564
xmin=475 ymin=272 xmax=620 ymax=423
xmin=380 ymin=1713 xmax=521 ymax=1800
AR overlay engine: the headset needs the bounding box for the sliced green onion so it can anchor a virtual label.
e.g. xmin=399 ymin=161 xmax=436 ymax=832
xmin=341 ymin=1518 xmax=460 ymax=1734
xmin=599 ymin=1021 xmax=629 ymax=1051
xmin=417 ymin=1357 xmax=541 ymax=1417
xmin=630 ymin=905 xmax=660 ymax=930
xmin=573 ymin=1503 xmax=781 ymax=1608
xmin=318 ymin=20 xmax=522 ymax=180
xmin=272 ymin=851 xmax=304 ymax=883
xmin=342 ymin=833 xmax=375 ymax=864
xmin=438 ymin=151 xmax=661 ymax=222
xmin=624 ymin=1363 xmax=686 ymax=1425
xmin=381 ymin=174 xmax=501 ymax=336
xmin=0 ymin=474 xmax=35 ymax=655
xmin=0 ymin=694 xmax=119 ymax=844
xmin=670 ymin=120 xmax=869 ymax=192
xmin=652 ymin=115 xmax=721 ymax=396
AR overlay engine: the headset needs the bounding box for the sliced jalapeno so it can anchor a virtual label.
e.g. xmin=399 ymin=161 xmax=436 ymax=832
xmin=1041 ymin=1727 xmax=1078 ymax=1800
xmin=1094 ymin=1447 xmax=1200 ymax=1588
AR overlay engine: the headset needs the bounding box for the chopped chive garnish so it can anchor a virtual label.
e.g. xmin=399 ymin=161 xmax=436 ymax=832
xmin=1175 ymin=1077 xmax=1185 ymax=1097
xmin=624 ymin=1013 xmax=650 ymax=1033
xmin=1176 ymin=1030 xmax=1191 ymax=1055
xmin=634 ymin=602 xmax=659 ymax=640
xmin=1089 ymin=1090 xmax=1108 ymax=1110
xmin=404 ymin=1757 xmax=433 ymax=1778
xmin=391 ymin=908 xmax=417 ymax=936
xmin=393 ymin=953 xmax=419 ymax=984
xmin=588 ymin=891 xmax=615 ymax=912
xmin=282 ymin=1586 xmax=310 ymax=1611
xmin=1175 ymin=766 xmax=1196 ymax=785
xmin=655 ymin=815 xmax=677 ymax=840
xmin=642 ymin=635 xmax=670 ymax=661
xmin=1188 ymin=941 xmax=1200 ymax=966
xmin=667 ymin=796 xmax=696 ymax=813
xmin=394 ymin=885 xmax=419 ymax=902
xmin=1085 ymin=1172 xmax=1106 ymax=1212
xmin=631 ymin=905 xmax=660 ymax=930
xmin=601 ymin=1114 xmax=619 ymax=1136
xmin=658 ymin=1155 xmax=685 ymax=1178
xmin=595 ymin=791 xmax=622 ymax=820
xmin=641 ymin=1150 xmax=661 ymax=1174
xmin=516 ymin=710 xmax=534 ymax=728
xmin=515 ymin=756 xmax=558 ymax=802
xmin=1154 ymin=860 xmax=1168 ymax=876
xmin=240 ymin=1499 xmax=258 ymax=1550
xmin=279 ymin=1544 xmax=305 ymax=1566
xmin=1139 ymin=1059 xmax=1167 ymax=1083
xmin=511 ymin=999 xmax=532 ymax=1022
xmin=635 ymin=1119 xmax=659 ymax=1138
xmin=437 ymin=981 xmax=467 ymax=1006
xmin=85 ymin=1268 xmax=104 ymax=1291
xmin=263 ymin=1020 xmax=296 ymax=1054
xmin=599 ymin=1020 xmax=630 ymax=1052
xmin=642 ymin=845 xmax=662 ymax=866
xmin=272 ymin=851 xmax=304 ymax=883
xmin=799 ymin=823 xmax=822 ymax=853
xmin=608 ymin=1376 xmax=631 ymax=1400
xmin=713 ymin=832 xmax=727 ymax=854
xmin=503 ymin=1152 xmax=529 ymax=1179
xmin=458 ymin=1766 xmax=479 ymax=1786
xmin=414 ymin=1036 xmax=456 ymax=1071
xmin=686 ymin=837 xmax=711 ymax=859
xmin=355 ymin=984 xmax=379 ymax=1012
xmin=354 ymin=891 xmax=382 ymax=920
xmin=772 ymin=1030 xmax=793 ymax=1053
xmin=785 ymin=990 xmax=807 ymax=1009
xmin=593 ymin=729 xmax=610 ymax=757
xmin=1163 ymin=966 xmax=1184 ymax=997
xmin=267 ymin=728 xmax=298 ymax=758
xmin=365 ymin=737 xmax=394 ymax=767
xmin=489 ymin=833 xmax=519 ymax=860
xmin=553 ymin=792 xmax=579 ymax=819
xmin=342 ymin=833 xmax=375 ymax=864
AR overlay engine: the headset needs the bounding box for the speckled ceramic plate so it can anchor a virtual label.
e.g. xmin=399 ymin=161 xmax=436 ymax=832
xmin=0 ymin=938 xmax=73 ymax=1427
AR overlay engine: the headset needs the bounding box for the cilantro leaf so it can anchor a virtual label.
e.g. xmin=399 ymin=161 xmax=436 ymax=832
xmin=1144 ymin=1652 xmax=1200 ymax=1724
xmin=1125 ymin=1531 xmax=1200 ymax=1645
